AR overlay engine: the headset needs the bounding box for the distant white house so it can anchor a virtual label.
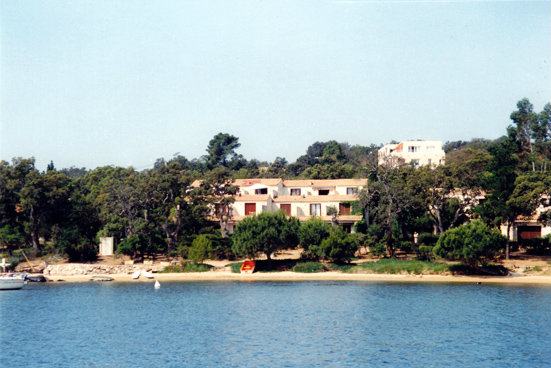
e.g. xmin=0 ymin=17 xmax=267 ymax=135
xmin=378 ymin=140 xmax=445 ymax=168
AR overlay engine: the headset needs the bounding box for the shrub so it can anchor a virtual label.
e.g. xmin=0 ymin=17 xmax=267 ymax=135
xmin=66 ymin=241 xmax=98 ymax=262
xmin=318 ymin=229 xmax=358 ymax=263
xmin=417 ymin=245 xmax=434 ymax=261
xmin=433 ymin=220 xmax=506 ymax=267
xmin=369 ymin=243 xmax=387 ymax=257
xmin=227 ymin=262 xmax=243 ymax=273
xmin=522 ymin=236 xmax=551 ymax=256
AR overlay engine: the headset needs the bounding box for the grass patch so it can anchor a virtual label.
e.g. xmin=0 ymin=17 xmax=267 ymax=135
xmin=160 ymin=264 xmax=185 ymax=273
xmin=328 ymin=263 xmax=357 ymax=273
xmin=161 ymin=262 xmax=213 ymax=273
xmin=356 ymin=259 xmax=450 ymax=275
xmin=524 ymin=266 xmax=542 ymax=273
xmin=226 ymin=262 xmax=243 ymax=273
xmin=292 ymin=262 xmax=326 ymax=273
xmin=184 ymin=263 xmax=213 ymax=272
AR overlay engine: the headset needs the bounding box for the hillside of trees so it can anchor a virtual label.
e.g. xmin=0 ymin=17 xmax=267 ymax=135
xmin=1 ymin=98 xmax=550 ymax=263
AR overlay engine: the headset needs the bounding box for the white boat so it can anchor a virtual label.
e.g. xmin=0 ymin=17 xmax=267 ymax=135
xmin=140 ymin=270 xmax=154 ymax=279
xmin=154 ymin=280 xmax=161 ymax=289
xmin=0 ymin=258 xmax=25 ymax=290
xmin=132 ymin=270 xmax=141 ymax=279
xmin=0 ymin=274 xmax=26 ymax=290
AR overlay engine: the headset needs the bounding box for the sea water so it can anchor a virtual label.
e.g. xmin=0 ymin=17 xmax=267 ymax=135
xmin=1 ymin=281 xmax=550 ymax=367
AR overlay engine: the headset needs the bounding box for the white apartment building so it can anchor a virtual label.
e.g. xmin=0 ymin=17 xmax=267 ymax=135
xmin=378 ymin=140 xmax=445 ymax=168
xmin=194 ymin=178 xmax=366 ymax=233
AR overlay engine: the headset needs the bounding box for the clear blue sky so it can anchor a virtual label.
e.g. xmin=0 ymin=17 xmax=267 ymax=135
xmin=1 ymin=0 xmax=550 ymax=171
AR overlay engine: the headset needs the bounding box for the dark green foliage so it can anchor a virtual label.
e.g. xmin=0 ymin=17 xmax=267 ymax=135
xmin=522 ymin=236 xmax=551 ymax=255
xmin=66 ymin=241 xmax=98 ymax=262
xmin=318 ymin=229 xmax=358 ymax=263
xmin=418 ymin=233 xmax=439 ymax=246
xmin=298 ymin=218 xmax=331 ymax=259
xmin=433 ymin=221 xmax=506 ymax=267
xmin=232 ymin=212 xmax=300 ymax=260
xmin=0 ymin=225 xmax=24 ymax=255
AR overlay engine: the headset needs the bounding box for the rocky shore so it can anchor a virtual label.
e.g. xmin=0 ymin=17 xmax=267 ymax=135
xmin=43 ymin=263 xmax=165 ymax=277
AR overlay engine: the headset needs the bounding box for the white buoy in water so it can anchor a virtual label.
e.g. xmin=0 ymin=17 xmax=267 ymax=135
xmin=154 ymin=280 xmax=161 ymax=289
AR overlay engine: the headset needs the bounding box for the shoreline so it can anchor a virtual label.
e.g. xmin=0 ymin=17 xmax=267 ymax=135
xmin=44 ymin=271 xmax=551 ymax=285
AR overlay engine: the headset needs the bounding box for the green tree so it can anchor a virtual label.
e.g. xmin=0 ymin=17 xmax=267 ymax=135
xmin=298 ymin=218 xmax=331 ymax=259
xmin=206 ymin=133 xmax=241 ymax=169
xmin=433 ymin=220 xmax=506 ymax=267
xmin=232 ymin=211 xmax=300 ymax=260
xmin=0 ymin=225 xmax=24 ymax=255
xmin=188 ymin=234 xmax=213 ymax=263
xmin=200 ymin=167 xmax=238 ymax=237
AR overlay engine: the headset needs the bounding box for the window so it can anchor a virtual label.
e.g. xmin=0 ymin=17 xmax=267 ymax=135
xmin=244 ymin=203 xmax=256 ymax=216
xmin=255 ymin=188 xmax=267 ymax=195
xmin=280 ymin=204 xmax=291 ymax=216
xmin=408 ymin=146 xmax=420 ymax=153
xmin=427 ymin=146 xmax=435 ymax=150
xmin=318 ymin=189 xmax=329 ymax=196
xmin=346 ymin=187 xmax=358 ymax=195
xmin=411 ymin=159 xmax=420 ymax=166
xmin=290 ymin=188 xmax=301 ymax=196
xmin=310 ymin=204 xmax=321 ymax=216
xmin=427 ymin=159 xmax=432 ymax=165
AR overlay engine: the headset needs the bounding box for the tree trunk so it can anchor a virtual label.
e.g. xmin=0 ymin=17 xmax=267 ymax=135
xmin=506 ymin=222 xmax=512 ymax=260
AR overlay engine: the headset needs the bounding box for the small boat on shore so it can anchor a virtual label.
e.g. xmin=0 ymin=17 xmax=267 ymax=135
xmin=132 ymin=270 xmax=141 ymax=279
xmin=240 ymin=260 xmax=256 ymax=274
xmin=140 ymin=270 xmax=154 ymax=279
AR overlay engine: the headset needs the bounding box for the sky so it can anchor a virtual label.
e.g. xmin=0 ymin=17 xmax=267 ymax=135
xmin=1 ymin=0 xmax=550 ymax=171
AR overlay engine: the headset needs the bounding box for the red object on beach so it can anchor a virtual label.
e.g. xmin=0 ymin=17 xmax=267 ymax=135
xmin=240 ymin=260 xmax=256 ymax=274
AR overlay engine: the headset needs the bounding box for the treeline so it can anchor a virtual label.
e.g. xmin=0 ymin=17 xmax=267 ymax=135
xmin=1 ymin=98 xmax=550 ymax=263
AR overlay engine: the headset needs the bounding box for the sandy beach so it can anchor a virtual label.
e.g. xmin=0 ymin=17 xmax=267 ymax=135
xmin=45 ymin=271 xmax=551 ymax=285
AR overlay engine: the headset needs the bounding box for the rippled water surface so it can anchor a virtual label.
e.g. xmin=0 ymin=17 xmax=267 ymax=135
xmin=1 ymin=281 xmax=550 ymax=367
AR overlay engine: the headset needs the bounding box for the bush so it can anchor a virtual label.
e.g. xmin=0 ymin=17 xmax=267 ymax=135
xmin=292 ymin=262 xmax=326 ymax=273
xmin=522 ymin=236 xmax=551 ymax=255
xmin=396 ymin=241 xmax=414 ymax=253
xmin=369 ymin=243 xmax=386 ymax=257
xmin=318 ymin=229 xmax=358 ymax=263
xmin=433 ymin=220 xmax=506 ymax=267
xmin=417 ymin=245 xmax=434 ymax=261
xmin=66 ymin=241 xmax=98 ymax=262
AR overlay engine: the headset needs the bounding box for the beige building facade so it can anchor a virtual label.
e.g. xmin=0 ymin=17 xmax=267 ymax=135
xmin=378 ymin=140 xmax=445 ymax=167
xmin=203 ymin=178 xmax=366 ymax=233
